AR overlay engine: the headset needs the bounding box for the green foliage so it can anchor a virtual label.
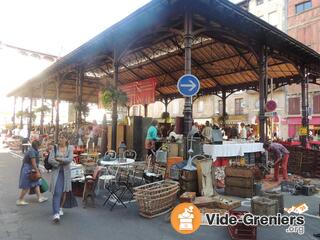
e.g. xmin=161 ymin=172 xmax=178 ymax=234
xmin=218 ymin=113 xmax=229 ymax=124
xmin=16 ymin=110 xmax=36 ymax=120
xmin=101 ymin=85 xmax=128 ymax=110
xmin=161 ymin=112 xmax=170 ymax=119
xmin=16 ymin=111 xmax=24 ymax=118
xmin=35 ymin=105 xmax=50 ymax=113
xmin=74 ymin=102 xmax=90 ymax=118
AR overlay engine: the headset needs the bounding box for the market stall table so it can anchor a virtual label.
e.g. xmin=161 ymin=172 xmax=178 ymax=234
xmin=80 ymin=152 xmax=101 ymax=162
xmin=99 ymin=158 xmax=135 ymax=210
xmin=203 ymin=142 xmax=264 ymax=161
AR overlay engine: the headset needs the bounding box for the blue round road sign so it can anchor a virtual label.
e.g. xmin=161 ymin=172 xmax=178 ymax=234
xmin=177 ymin=74 xmax=200 ymax=97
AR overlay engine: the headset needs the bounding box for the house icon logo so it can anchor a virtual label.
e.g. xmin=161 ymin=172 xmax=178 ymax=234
xmin=171 ymin=203 xmax=201 ymax=234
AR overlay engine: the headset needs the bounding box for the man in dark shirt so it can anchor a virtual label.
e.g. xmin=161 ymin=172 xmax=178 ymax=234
xmin=263 ymin=142 xmax=290 ymax=181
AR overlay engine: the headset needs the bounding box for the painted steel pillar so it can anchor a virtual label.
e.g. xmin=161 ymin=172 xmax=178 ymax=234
xmin=258 ymin=45 xmax=267 ymax=142
xmin=77 ymin=67 xmax=84 ymax=129
xmin=40 ymin=84 xmax=45 ymax=134
xmin=144 ymin=104 xmax=148 ymax=117
xmin=51 ymin=99 xmax=54 ymax=125
xmin=301 ymin=67 xmax=309 ymax=147
xmin=28 ymin=96 xmax=33 ymax=139
xmin=164 ymin=98 xmax=169 ymax=113
xmin=183 ymin=9 xmax=193 ymax=136
xmin=222 ymin=91 xmax=227 ymax=128
xmin=111 ymin=56 xmax=119 ymax=150
xmin=12 ymin=97 xmax=16 ymax=128
xmin=100 ymin=114 xmax=108 ymax=155
xmin=54 ymin=79 xmax=60 ymax=144
xmin=20 ymin=97 xmax=24 ymax=129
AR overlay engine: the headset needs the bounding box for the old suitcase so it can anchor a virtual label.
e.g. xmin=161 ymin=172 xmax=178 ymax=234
xmin=225 ymin=186 xmax=254 ymax=198
xmin=179 ymin=192 xmax=196 ymax=203
xmin=225 ymin=167 xmax=253 ymax=178
xmin=225 ymin=177 xmax=253 ymax=188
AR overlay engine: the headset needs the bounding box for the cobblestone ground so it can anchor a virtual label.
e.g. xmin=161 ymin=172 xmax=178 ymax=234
xmin=0 ymin=146 xmax=319 ymax=240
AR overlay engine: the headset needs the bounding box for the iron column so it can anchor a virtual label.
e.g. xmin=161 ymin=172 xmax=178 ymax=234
xmin=183 ymin=9 xmax=193 ymax=136
xmin=258 ymin=45 xmax=267 ymax=142
xmin=54 ymin=79 xmax=60 ymax=143
xmin=111 ymin=51 xmax=119 ymax=150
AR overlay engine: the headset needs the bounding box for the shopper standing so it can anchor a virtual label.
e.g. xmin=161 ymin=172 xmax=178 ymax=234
xmin=263 ymin=142 xmax=290 ymax=182
xmin=17 ymin=140 xmax=48 ymax=206
xmin=48 ymin=136 xmax=73 ymax=223
xmin=145 ymin=119 xmax=160 ymax=157
xmin=202 ymin=121 xmax=213 ymax=143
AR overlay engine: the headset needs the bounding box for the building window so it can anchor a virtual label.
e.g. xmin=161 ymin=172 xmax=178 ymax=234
xmin=313 ymin=95 xmax=320 ymax=114
xmin=197 ymin=100 xmax=204 ymax=113
xmin=132 ymin=105 xmax=139 ymax=116
xmin=218 ymin=100 xmax=223 ymax=115
xmin=172 ymin=101 xmax=179 ymax=115
xmin=288 ymin=97 xmax=300 ymax=115
xmin=295 ymin=1 xmax=312 ymax=14
xmin=256 ymin=0 xmax=264 ymax=6
xmin=235 ymin=98 xmax=244 ymax=115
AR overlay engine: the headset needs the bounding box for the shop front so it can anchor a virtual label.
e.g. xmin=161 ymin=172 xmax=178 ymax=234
xmin=287 ymin=116 xmax=320 ymax=139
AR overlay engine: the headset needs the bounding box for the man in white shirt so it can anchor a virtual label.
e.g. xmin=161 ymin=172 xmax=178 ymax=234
xmin=20 ymin=126 xmax=29 ymax=153
xmin=240 ymin=122 xmax=247 ymax=139
xmin=202 ymin=121 xmax=213 ymax=142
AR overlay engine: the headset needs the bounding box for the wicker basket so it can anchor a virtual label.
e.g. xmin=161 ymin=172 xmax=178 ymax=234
xmin=134 ymin=180 xmax=179 ymax=218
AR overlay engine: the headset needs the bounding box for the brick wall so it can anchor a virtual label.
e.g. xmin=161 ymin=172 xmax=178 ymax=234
xmin=287 ymin=0 xmax=320 ymax=52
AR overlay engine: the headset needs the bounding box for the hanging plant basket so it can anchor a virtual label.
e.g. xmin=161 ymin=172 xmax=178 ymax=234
xmin=161 ymin=112 xmax=170 ymax=119
xmin=101 ymin=85 xmax=128 ymax=110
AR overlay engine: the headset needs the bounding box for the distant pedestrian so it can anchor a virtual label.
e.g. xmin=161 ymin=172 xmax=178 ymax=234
xmin=16 ymin=140 xmax=48 ymax=206
xmin=48 ymin=136 xmax=74 ymax=223
xmin=20 ymin=126 xmax=29 ymax=153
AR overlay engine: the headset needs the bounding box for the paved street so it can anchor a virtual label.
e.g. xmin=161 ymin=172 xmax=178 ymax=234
xmin=0 ymin=147 xmax=319 ymax=240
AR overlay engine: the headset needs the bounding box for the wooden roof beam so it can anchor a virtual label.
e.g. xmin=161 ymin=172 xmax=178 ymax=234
xmin=170 ymin=39 xmax=223 ymax=88
xmin=140 ymin=50 xmax=177 ymax=82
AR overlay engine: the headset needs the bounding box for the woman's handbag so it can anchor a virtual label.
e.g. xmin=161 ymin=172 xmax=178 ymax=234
xmin=40 ymin=178 xmax=49 ymax=193
xmin=29 ymin=169 xmax=41 ymax=181
xmin=63 ymin=191 xmax=78 ymax=208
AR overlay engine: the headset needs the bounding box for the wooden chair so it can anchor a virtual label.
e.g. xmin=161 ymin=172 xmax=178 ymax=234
xmin=82 ymin=166 xmax=103 ymax=208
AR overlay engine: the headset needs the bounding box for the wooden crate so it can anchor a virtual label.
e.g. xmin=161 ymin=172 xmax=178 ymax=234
xmin=225 ymin=167 xmax=253 ymax=178
xmin=225 ymin=176 xmax=253 ymax=188
xmin=225 ymin=186 xmax=254 ymax=198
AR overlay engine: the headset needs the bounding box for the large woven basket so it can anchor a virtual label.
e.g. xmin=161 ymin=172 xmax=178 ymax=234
xmin=134 ymin=180 xmax=179 ymax=218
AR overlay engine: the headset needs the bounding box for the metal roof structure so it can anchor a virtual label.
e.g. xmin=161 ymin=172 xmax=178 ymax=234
xmin=8 ymin=0 xmax=320 ymax=103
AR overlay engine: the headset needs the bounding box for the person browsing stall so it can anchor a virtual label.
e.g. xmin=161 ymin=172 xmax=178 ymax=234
xmin=239 ymin=123 xmax=247 ymax=139
xmin=263 ymin=142 xmax=290 ymax=182
xmin=48 ymin=136 xmax=74 ymax=223
xmin=202 ymin=121 xmax=213 ymax=142
xmin=145 ymin=119 xmax=161 ymax=157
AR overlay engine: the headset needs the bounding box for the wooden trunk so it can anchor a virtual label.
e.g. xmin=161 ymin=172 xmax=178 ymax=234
xmin=225 ymin=186 xmax=254 ymax=198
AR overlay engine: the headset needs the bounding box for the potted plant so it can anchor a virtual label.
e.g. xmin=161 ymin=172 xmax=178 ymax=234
xmin=101 ymin=85 xmax=128 ymax=109
xmin=218 ymin=113 xmax=229 ymax=126
xmin=161 ymin=112 xmax=171 ymax=123
xmin=74 ymin=102 xmax=90 ymax=121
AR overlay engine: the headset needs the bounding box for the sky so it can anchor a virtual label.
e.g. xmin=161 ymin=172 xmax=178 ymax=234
xmin=0 ymin=0 xmax=241 ymax=126
xmin=0 ymin=0 xmax=241 ymax=56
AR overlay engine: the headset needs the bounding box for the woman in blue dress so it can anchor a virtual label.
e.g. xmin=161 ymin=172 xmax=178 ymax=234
xmin=48 ymin=136 xmax=73 ymax=223
xmin=17 ymin=140 xmax=48 ymax=206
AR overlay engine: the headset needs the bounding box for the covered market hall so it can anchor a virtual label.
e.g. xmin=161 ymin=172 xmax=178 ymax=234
xmin=8 ymin=0 xmax=320 ymax=151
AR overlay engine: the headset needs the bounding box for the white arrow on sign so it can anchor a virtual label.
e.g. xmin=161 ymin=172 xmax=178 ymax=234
xmin=181 ymin=80 xmax=196 ymax=91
